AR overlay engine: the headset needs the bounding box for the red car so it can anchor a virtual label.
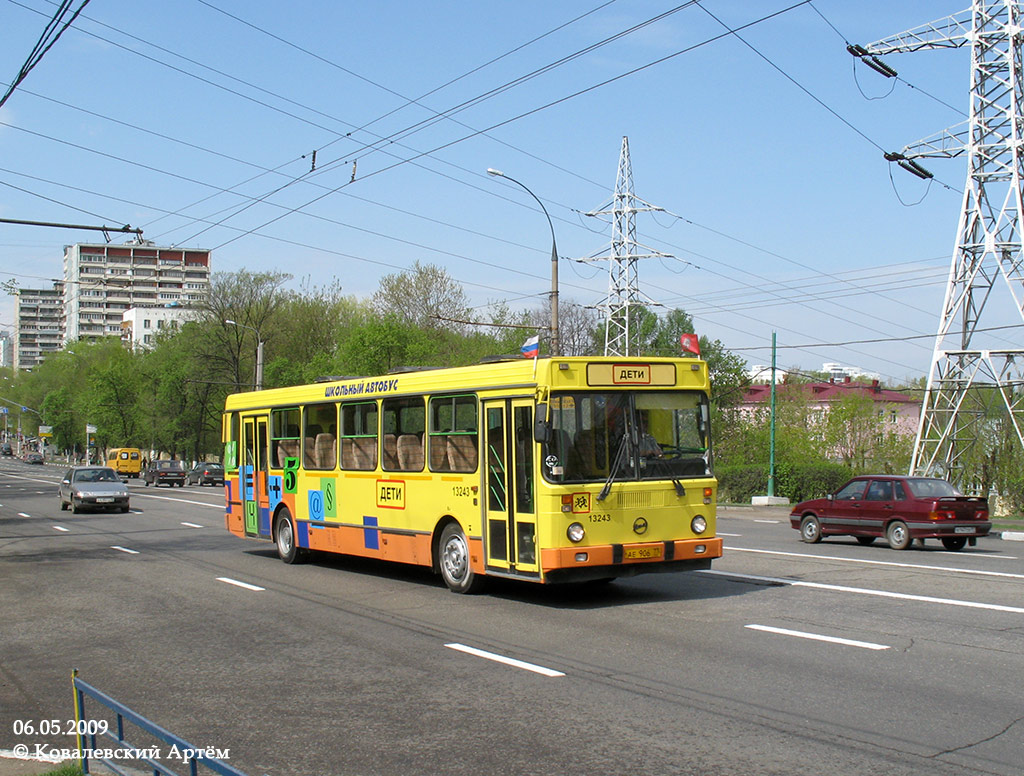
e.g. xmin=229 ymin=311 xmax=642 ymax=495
xmin=790 ymin=476 xmax=991 ymax=551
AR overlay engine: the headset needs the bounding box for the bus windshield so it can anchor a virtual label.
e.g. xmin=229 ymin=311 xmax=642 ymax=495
xmin=543 ymin=390 xmax=710 ymax=484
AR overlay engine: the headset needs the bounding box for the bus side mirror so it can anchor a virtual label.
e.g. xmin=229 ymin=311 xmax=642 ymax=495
xmin=534 ymin=403 xmax=551 ymax=443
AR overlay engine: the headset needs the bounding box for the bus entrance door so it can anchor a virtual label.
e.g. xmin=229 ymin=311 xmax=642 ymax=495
xmin=482 ymin=399 xmax=538 ymax=577
xmin=241 ymin=416 xmax=268 ymax=538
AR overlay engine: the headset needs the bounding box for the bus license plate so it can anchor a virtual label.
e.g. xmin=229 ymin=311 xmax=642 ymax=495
xmin=954 ymin=526 xmax=973 ymax=534
xmin=624 ymin=546 xmax=662 ymax=560
xmin=96 ymin=497 xmax=114 ymax=503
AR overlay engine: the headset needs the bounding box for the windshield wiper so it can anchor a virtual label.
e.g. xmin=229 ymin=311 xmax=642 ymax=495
xmin=597 ymin=431 xmax=632 ymax=502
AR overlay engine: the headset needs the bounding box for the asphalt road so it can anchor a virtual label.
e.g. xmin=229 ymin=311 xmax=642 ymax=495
xmin=1 ymin=458 xmax=1022 ymax=776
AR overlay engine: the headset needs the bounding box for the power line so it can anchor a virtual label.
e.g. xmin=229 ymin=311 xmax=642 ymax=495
xmin=733 ymin=324 xmax=1024 ymax=352
xmin=207 ymin=2 xmax=816 ymax=253
xmin=0 ymin=0 xmax=90 ymax=109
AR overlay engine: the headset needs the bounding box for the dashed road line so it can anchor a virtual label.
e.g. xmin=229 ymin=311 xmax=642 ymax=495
xmin=110 ymin=545 xmax=140 ymax=554
xmin=445 ymin=643 xmax=565 ymax=677
xmin=746 ymin=624 xmax=890 ymax=650
xmin=216 ymin=577 xmax=265 ymax=592
xmin=52 ymin=526 xmax=69 ymax=532
xmin=181 ymin=521 xmax=204 ymax=528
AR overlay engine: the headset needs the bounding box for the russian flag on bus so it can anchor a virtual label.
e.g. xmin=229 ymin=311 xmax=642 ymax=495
xmin=521 ymin=335 xmax=540 ymax=358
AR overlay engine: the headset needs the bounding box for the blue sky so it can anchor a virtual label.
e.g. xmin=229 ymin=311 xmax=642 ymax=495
xmin=0 ymin=1 xmax=982 ymax=383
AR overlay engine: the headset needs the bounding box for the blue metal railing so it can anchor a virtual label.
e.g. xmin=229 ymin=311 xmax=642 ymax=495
xmin=71 ymin=670 xmax=251 ymax=776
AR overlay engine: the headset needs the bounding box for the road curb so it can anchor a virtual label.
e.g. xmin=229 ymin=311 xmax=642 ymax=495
xmin=1001 ymin=531 xmax=1024 ymax=542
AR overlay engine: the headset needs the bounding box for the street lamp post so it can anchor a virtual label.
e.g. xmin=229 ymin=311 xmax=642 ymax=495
xmin=225 ymin=319 xmax=264 ymax=391
xmin=487 ymin=168 xmax=560 ymax=356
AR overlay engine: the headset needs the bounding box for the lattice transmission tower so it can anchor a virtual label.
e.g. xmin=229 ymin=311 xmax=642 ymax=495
xmin=580 ymin=136 xmax=671 ymax=356
xmin=855 ymin=1 xmax=1024 ymax=483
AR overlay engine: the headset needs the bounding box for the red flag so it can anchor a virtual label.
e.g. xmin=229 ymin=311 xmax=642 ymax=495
xmin=680 ymin=333 xmax=701 ymax=356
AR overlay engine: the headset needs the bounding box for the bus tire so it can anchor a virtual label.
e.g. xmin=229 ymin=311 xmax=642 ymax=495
xmin=438 ymin=522 xmax=484 ymax=594
xmin=275 ymin=508 xmax=305 ymax=564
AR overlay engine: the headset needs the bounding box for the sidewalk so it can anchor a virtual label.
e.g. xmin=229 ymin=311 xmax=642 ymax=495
xmin=0 ymin=755 xmax=66 ymax=776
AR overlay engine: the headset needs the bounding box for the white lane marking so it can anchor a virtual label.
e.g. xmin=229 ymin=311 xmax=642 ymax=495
xmin=17 ymin=512 xmax=29 ymax=518
xmin=717 ymin=532 xmax=742 ymax=537
xmin=754 ymin=519 xmax=780 ymax=524
xmin=727 ymin=546 xmax=1024 ymax=580
xmin=216 ymin=577 xmax=265 ymax=592
xmin=445 ymin=643 xmax=565 ymax=677
xmin=700 ymin=569 xmax=1024 ymax=614
xmin=53 ymin=526 xmax=69 ymax=532
xmin=135 ymin=493 xmax=223 ymax=509
xmin=110 ymin=545 xmax=139 ymax=554
xmin=181 ymin=521 xmax=204 ymax=528
xmin=746 ymin=624 xmax=890 ymax=651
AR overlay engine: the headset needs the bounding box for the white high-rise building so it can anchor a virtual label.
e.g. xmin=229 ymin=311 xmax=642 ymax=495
xmin=62 ymin=242 xmax=211 ymax=343
xmin=14 ymin=281 xmax=65 ymax=370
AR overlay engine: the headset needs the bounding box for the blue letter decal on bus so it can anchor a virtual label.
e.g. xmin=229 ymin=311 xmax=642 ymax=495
xmin=309 ymin=489 xmax=325 ymax=522
xmin=267 ymin=475 xmax=282 ymax=512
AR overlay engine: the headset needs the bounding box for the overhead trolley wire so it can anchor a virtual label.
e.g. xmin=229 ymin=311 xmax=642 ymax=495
xmin=0 ymin=0 xmax=90 ymax=109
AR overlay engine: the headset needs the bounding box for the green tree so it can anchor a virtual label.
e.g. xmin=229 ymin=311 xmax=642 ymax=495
xmin=338 ymin=315 xmax=437 ymax=375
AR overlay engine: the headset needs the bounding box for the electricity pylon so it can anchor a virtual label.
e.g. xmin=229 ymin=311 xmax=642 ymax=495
xmin=855 ymin=1 xmax=1024 ymax=484
xmin=580 ymin=136 xmax=671 ymax=356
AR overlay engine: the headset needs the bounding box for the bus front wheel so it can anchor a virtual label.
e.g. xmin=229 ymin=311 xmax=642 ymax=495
xmin=438 ymin=522 xmax=484 ymax=594
xmin=275 ymin=508 xmax=306 ymax=564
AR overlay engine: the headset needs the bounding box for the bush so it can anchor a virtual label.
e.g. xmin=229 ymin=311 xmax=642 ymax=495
xmin=715 ymin=461 xmax=850 ymax=504
xmin=776 ymin=461 xmax=851 ymax=503
xmin=716 ymin=464 xmax=768 ymax=503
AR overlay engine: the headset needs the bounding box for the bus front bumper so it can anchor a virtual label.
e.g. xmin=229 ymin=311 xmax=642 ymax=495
xmin=541 ymin=537 xmax=723 ymax=584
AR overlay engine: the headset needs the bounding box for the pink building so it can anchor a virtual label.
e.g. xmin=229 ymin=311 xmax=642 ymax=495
xmin=737 ymin=379 xmax=921 ymax=466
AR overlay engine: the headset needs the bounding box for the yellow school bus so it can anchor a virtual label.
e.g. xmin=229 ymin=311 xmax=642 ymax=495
xmin=106 ymin=447 xmax=142 ymax=478
xmin=221 ymin=356 xmax=722 ymax=592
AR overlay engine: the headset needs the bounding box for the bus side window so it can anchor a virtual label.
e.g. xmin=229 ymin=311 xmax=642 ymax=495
xmin=429 ymin=394 xmax=477 ymax=473
xmin=304 ymin=403 xmax=337 ymax=470
xmin=382 ymin=397 xmax=425 ymax=472
xmin=270 ymin=408 xmax=301 ymax=469
xmin=340 ymin=402 xmax=377 ymax=471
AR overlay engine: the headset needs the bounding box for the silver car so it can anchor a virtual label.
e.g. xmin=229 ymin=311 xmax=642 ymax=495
xmin=59 ymin=466 xmax=130 ymax=514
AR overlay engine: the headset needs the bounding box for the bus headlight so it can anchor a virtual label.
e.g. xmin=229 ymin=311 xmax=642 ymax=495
xmin=691 ymin=515 xmax=708 ymax=535
xmin=567 ymin=522 xmax=585 ymax=543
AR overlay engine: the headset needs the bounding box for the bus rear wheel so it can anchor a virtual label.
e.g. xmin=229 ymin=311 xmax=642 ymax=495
xmin=438 ymin=522 xmax=484 ymax=594
xmin=275 ymin=508 xmax=306 ymax=564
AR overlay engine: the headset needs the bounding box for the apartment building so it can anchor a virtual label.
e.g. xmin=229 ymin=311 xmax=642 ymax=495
xmin=121 ymin=306 xmax=199 ymax=350
xmin=0 ymin=330 xmax=13 ymax=368
xmin=13 ymin=281 xmax=65 ymax=370
xmin=62 ymin=242 xmax=211 ymax=342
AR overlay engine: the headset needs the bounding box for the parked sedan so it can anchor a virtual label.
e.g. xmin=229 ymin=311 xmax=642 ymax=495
xmin=186 ymin=462 xmax=224 ymax=486
xmin=58 ymin=466 xmax=130 ymax=513
xmin=790 ymin=475 xmax=991 ymax=550
xmin=24 ymin=452 xmax=44 ymax=464
xmin=143 ymin=459 xmax=187 ymax=487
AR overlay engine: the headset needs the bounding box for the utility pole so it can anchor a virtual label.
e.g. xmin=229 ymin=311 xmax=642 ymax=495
xmin=855 ymin=1 xmax=1024 ymax=485
xmin=579 ymin=137 xmax=672 ymax=356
